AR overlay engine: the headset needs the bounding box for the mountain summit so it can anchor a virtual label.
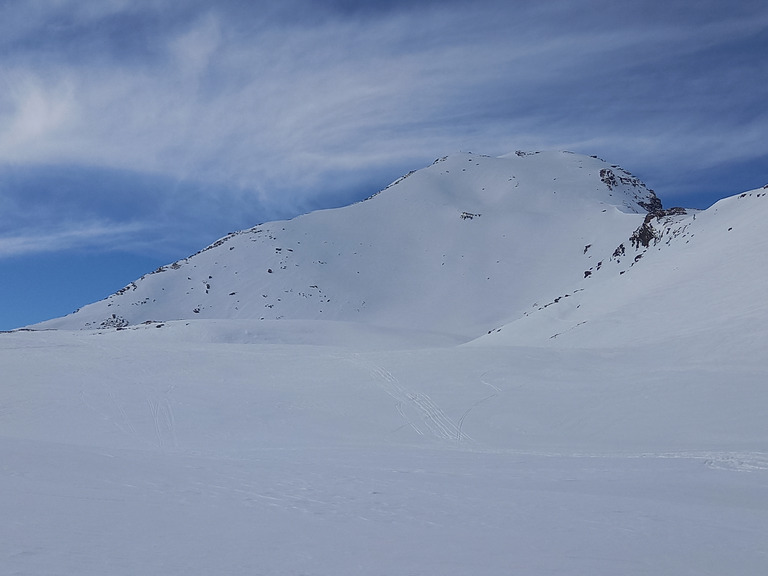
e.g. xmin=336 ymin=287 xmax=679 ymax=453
xmin=37 ymin=151 xmax=666 ymax=337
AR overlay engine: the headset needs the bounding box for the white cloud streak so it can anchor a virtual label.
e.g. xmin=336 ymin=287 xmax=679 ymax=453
xmin=0 ymin=221 xmax=146 ymax=258
xmin=0 ymin=4 xmax=758 ymax=176
xmin=0 ymin=0 xmax=766 ymax=257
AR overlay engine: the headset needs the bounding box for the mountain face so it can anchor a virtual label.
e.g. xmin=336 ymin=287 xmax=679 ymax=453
xmin=477 ymin=186 xmax=768 ymax=350
xmin=33 ymin=149 xmax=768 ymax=349
xmin=36 ymin=151 xmax=666 ymax=337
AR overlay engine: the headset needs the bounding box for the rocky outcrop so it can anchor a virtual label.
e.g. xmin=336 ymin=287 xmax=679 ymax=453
xmin=630 ymin=207 xmax=688 ymax=249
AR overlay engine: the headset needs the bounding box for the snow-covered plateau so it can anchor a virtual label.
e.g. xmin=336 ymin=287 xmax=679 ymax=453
xmin=2 ymin=151 xmax=767 ymax=575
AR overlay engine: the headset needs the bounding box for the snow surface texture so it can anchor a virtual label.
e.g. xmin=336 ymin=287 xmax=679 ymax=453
xmin=3 ymin=152 xmax=767 ymax=575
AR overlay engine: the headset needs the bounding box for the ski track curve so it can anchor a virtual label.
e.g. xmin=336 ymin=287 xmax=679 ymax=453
xmin=369 ymin=364 xmax=461 ymax=441
xmin=340 ymin=355 xmax=465 ymax=442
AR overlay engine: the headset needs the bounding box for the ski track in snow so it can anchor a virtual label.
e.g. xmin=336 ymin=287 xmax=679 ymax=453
xmin=456 ymin=392 xmax=496 ymax=443
xmin=78 ymin=340 xmax=181 ymax=450
xmin=349 ymin=359 xmax=516 ymax=444
xmin=656 ymin=451 xmax=768 ymax=473
xmin=109 ymin=390 xmax=136 ymax=435
xmin=147 ymin=392 xmax=179 ymax=450
xmin=341 ymin=354 xmax=473 ymax=442
xmin=485 ymin=448 xmax=768 ymax=473
xmin=368 ymin=363 xmax=462 ymax=442
xmin=79 ymin=387 xmax=136 ymax=437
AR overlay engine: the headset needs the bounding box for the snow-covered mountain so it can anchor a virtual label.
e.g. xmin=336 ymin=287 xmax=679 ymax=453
xmin=36 ymin=151 xmax=666 ymax=337
xmin=6 ymin=151 xmax=768 ymax=575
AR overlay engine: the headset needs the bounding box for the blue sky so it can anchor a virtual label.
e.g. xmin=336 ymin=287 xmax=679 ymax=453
xmin=1 ymin=0 xmax=767 ymax=330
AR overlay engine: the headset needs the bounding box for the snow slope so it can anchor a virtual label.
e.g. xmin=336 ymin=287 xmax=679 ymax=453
xmin=4 ymin=153 xmax=767 ymax=575
xmin=35 ymin=151 xmax=660 ymax=338
xmin=475 ymin=186 xmax=768 ymax=351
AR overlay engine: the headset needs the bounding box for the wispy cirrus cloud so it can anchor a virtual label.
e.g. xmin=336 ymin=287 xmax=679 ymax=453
xmin=0 ymin=0 xmax=767 ymax=261
xmin=0 ymin=221 xmax=146 ymax=259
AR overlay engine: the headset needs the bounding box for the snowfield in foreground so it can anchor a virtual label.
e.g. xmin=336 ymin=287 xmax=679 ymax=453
xmin=2 ymin=322 xmax=767 ymax=575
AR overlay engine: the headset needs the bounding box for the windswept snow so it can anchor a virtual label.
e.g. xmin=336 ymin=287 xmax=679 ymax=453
xmin=3 ymin=152 xmax=767 ymax=575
